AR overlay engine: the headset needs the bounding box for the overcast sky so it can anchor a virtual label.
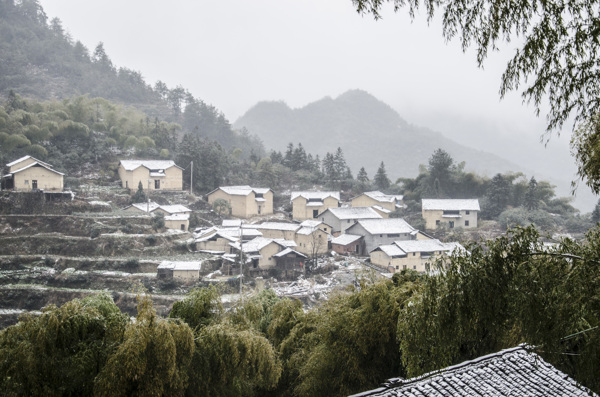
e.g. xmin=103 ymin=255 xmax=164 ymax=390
xmin=38 ymin=0 xmax=594 ymax=207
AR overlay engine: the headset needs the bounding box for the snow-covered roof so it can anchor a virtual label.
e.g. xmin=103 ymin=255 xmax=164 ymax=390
xmin=119 ymin=159 xmax=182 ymax=171
xmin=422 ymin=199 xmax=480 ymax=211
xmin=157 ymin=261 xmax=202 ymax=271
xmin=165 ymin=213 xmax=190 ymax=221
xmin=230 ymin=237 xmax=296 ymax=253
xmin=300 ymin=219 xmax=325 ymax=228
xmin=8 ymin=161 xmax=64 ymax=176
xmin=374 ymin=244 xmax=406 ymax=258
xmin=196 ymin=231 xmax=238 ymax=243
xmin=322 ymin=207 xmax=382 ymax=220
xmin=350 ymin=218 xmax=416 ymax=235
xmin=6 ymin=155 xmax=53 ymax=169
xmin=350 ymin=345 xmax=595 ymax=397
xmin=210 ymin=185 xmax=271 ymax=196
xmin=372 ymin=205 xmax=391 ymax=214
xmin=331 ymin=234 xmax=363 ymax=246
xmin=222 ymin=219 xmax=242 ymax=227
xmin=159 ymin=204 xmax=191 ymax=214
xmin=392 ymin=239 xmax=459 ymax=254
xmin=250 ymin=222 xmax=301 ymax=232
xmin=291 ymin=191 xmax=340 ymax=201
xmin=130 ymin=202 xmax=161 ymax=213
xmin=274 ymin=248 xmax=307 ymax=258
xmin=355 ymin=191 xmax=403 ymax=203
xmin=296 ymin=226 xmax=320 ymax=235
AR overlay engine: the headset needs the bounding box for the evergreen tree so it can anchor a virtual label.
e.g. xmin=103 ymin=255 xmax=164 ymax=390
xmin=524 ymin=176 xmax=539 ymax=210
xmin=592 ymin=199 xmax=600 ymax=223
xmin=374 ymin=161 xmax=391 ymax=190
xmin=357 ymin=167 xmax=369 ymax=184
xmin=484 ymin=173 xmax=511 ymax=219
xmin=283 ymin=143 xmax=294 ymax=169
xmin=132 ymin=181 xmax=147 ymax=203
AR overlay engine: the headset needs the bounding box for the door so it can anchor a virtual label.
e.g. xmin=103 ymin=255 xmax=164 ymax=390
xmin=32 ymin=180 xmax=38 ymax=189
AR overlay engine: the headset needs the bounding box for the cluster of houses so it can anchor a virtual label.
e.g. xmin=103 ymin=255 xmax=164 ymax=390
xmin=3 ymin=156 xmax=481 ymax=278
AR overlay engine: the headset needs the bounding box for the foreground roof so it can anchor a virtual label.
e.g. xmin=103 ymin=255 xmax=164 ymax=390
xmin=422 ymin=199 xmax=480 ymax=211
xmin=8 ymin=161 xmax=65 ymax=176
xmin=332 ymin=234 xmax=363 ymax=246
xmin=351 ymin=345 xmax=597 ymax=397
xmin=6 ymin=155 xmax=53 ymax=169
xmin=119 ymin=159 xmax=182 ymax=171
xmin=358 ymin=191 xmax=404 ymax=203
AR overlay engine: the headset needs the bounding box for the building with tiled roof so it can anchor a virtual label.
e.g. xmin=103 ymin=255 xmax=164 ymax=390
xmin=331 ymin=233 xmax=363 ymax=255
xmin=351 ymin=191 xmax=404 ymax=212
xmin=421 ymin=199 xmax=480 ymax=230
xmin=207 ymin=185 xmax=273 ymax=218
xmin=318 ymin=207 xmax=382 ymax=235
xmin=4 ymin=156 xmax=64 ymax=192
xmin=370 ymin=238 xmax=464 ymax=273
xmin=118 ymin=159 xmax=183 ymax=191
xmin=350 ymin=345 xmax=597 ymax=397
xmin=346 ymin=218 xmax=420 ymax=255
xmin=291 ymin=191 xmax=340 ymax=220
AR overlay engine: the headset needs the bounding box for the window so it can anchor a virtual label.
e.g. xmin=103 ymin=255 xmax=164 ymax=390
xmin=388 ymin=234 xmax=400 ymax=238
xmin=154 ymin=179 xmax=160 ymax=189
xmin=347 ymin=219 xmax=351 ymax=223
xmin=466 ymin=210 xmax=470 ymax=215
xmin=413 ymin=265 xmax=416 ymax=269
xmin=125 ymin=181 xmax=128 ymax=188
xmin=413 ymin=252 xmax=416 ymax=256
xmin=313 ymin=209 xmax=319 ymax=218
xmin=443 ymin=210 xmax=460 ymax=215
xmin=258 ymin=206 xmax=261 ymax=214
xmin=180 ymin=224 xmax=185 ymax=231
xmin=436 ymin=220 xmax=440 ymax=225
xmin=465 ymin=220 xmax=469 ymax=226
xmin=24 ymin=180 xmax=29 ymax=185
xmin=403 ymin=265 xmax=407 ymax=270
xmin=396 ymin=266 xmax=399 ymax=270
xmin=449 ymin=221 xmax=455 ymax=228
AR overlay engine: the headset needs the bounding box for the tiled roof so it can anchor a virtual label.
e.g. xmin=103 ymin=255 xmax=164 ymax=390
xmin=350 ymin=218 xmax=416 ymax=235
xmin=131 ymin=202 xmax=161 ymax=212
xmin=332 ymin=234 xmax=363 ymax=245
xmin=164 ymin=213 xmax=189 ymax=221
xmin=213 ymin=185 xmax=271 ymax=196
xmin=362 ymin=191 xmax=404 ymax=203
xmin=375 ymin=244 xmax=406 ymax=257
xmin=324 ymin=207 xmax=382 ymax=220
xmin=230 ymin=237 xmax=296 ymax=253
xmin=8 ymin=161 xmax=65 ymax=176
xmin=6 ymin=155 xmax=53 ymax=168
xmin=119 ymin=159 xmax=181 ymax=171
xmin=222 ymin=219 xmax=242 ymax=227
xmin=392 ymin=239 xmax=455 ymax=253
xmin=422 ymin=199 xmax=480 ymax=211
xmin=350 ymin=345 xmax=597 ymax=397
xmin=274 ymin=247 xmax=307 ymax=258
xmin=300 ymin=219 xmax=325 ymax=228
xmin=291 ymin=191 xmax=340 ymax=201
xmin=159 ymin=204 xmax=191 ymax=214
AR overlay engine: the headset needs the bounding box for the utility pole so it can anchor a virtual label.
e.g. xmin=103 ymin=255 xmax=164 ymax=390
xmin=190 ymin=160 xmax=193 ymax=196
xmin=239 ymin=226 xmax=244 ymax=302
xmin=147 ymin=179 xmax=151 ymax=213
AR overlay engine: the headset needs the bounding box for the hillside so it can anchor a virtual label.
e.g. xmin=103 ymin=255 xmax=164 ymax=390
xmin=234 ymin=90 xmax=524 ymax=179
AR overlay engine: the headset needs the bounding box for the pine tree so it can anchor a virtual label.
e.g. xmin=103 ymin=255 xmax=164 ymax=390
xmin=132 ymin=181 xmax=147 ymax=203
xmin=374 ymin=162 xmax=391 ymax=190
xmin=524 ymin=177 xmax=539 ymax=210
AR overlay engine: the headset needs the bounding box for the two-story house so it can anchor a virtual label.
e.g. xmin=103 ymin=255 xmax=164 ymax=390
xmin=421 ymin=199 xmax=480 ymax=229
xmin=291 ymin=191 xmax=340 ymax=220
xmin=207 ymin=185 xmax=273 ymax=218
xmin=351 ymin=191 xmax=404 ymax=213
xmin=4 ymin=156 xmax=64 ymax=191
xmin=118 ymin=160 xmax=183 ymax=191
xmin=318 ymin=207 xmax=382 ymax=235
xmin=345 ymin=218 xmax=420 ymax=255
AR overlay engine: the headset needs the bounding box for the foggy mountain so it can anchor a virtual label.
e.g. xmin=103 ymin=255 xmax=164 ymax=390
xmin=234 ymin=90 xmax=526 ymax=180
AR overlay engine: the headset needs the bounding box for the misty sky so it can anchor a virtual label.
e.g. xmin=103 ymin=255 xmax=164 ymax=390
xmin=38 ymin=0 xmax=593 ymax=207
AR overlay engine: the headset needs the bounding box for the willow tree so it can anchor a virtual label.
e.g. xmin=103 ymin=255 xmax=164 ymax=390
xmin=351 ymin=0 xmax=600 ymax=192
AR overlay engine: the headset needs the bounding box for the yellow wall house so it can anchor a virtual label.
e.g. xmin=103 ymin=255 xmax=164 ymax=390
xmin=229 ymin=237 xmax=297 ymax=270
xmin=157 ymin=261 xmax=202 ymax=281
xmin=207 ymin=185 xmax=273 ymax=218
xmin=421 ymin=199 xmax=480 ymax=230
xmin=118 ymin=160 xmax=183 ymax=191
xmin=351 ymin=191 xmax=404 ymax=213
xmin=5 ymin=156 xmax=64 ymax=192
xmin=370 ymin=239 xmax=465 ymax=273
xmin=294 ymin=224 xmax=330 ymax=257
xmin=124 ymin=202 xmax=191 ymax=231
xmin=291 ymin=191 xmax=340 ymax=220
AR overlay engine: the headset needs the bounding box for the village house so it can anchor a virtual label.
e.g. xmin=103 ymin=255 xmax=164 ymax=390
xmin=228 ymin=237 xmax=304 ymax=278
xmin=299 ymin=219 xmax=334 ymax=235
xmin=118 ymin=159 xmax=183 ymax=191
xmin=331 ymin=234 xmax=363 ymax=255
xmin=156 ymin=261 xmax=202 ymax=281
xmin=318 ymin=207 xmax=382 ymax=235
xmin=345 ymin=218 xmax=419 ymax=255
xmin=351 ymin=191 xmax=404 ymax=212
xmin=422 ymin=198 xmax=480 ymax=229
xmin=4 ymin=155 xmax=64 ymax=192
xmin=370 ymin=239 xmax=464 ymax=273
xmin=207 ymin=185 xmax=273 ymax=218
xmin=291 ymin=191 xmax=340 ymax=220
xmin=350 ymin=345 xmax=596 ymax=397
xmin=243 ymin=221 xmax=330 ymax=257
xmin=195 ymin=226 xmax=263 ymax=253
xmin=125 ymin=202 xmax=192 ymax=231
xmin=246 ymin=222 xmax=299 ymax=240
